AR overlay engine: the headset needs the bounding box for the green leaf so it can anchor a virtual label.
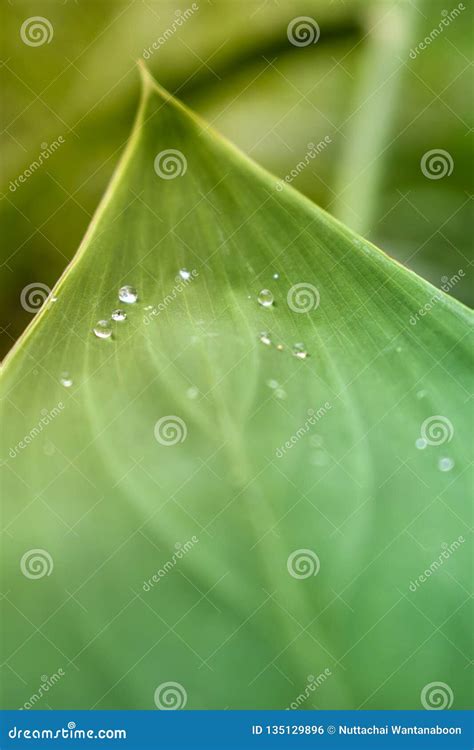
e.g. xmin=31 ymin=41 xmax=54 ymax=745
xmin=1 ymin=65 xmax=471 ymax=711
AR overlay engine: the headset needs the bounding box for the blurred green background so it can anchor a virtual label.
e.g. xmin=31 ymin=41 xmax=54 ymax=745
xmin=1 ymin=0 xmax=472 ymax=358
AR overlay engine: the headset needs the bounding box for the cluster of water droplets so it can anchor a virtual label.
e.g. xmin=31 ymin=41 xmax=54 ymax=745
xmin=416 ymin=438 xmax=455 ymax=472
xmin=256 ymin=279 xmax=309 ymax=360
xmin=92 ymin=285 xmax=138 ymax=340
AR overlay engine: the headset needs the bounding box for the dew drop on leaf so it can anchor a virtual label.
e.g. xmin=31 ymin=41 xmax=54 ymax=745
xmin=258 ymin=289 xmax=274 ymax=308
xmin=266 ymin=379 xmax=279 ymax=389
xmin=59 ymin=372 xmax=73 ymax=387
xmin=438 ymin=456 xmax=454 ymax=472
xmin=259 ymin=332 xmax=272 ymax=345
xmin=292 ymin=342 xmax=309 ymax=359
xmin=118 ymin=285 xmax=138 ymax=304
xmin=93 ymin=320 xmax=112 ymax=339
xmin=111 ymin=309 xmax=127 ymax=321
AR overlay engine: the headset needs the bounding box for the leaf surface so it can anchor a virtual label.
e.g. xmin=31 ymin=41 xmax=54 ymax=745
xmin=1 ymin=66 xmax=472 ymax=710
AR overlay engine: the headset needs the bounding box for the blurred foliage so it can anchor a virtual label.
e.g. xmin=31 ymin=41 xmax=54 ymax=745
xmin=1 ymin=0 xmax=472 ymax=357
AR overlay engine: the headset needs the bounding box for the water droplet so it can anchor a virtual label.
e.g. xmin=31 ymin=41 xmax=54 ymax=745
xmin=438 ymin=456 xmax=454 ymax=472
xmin=274 ymin=388 xmax=286 ymax=399
xmin=186 ymin=386 xmax=199 ymax=400
xmin=93 ymin=320 xmax=112 ymax=339
xmin=258 ymin=289 xmax=274 ymax=308
xmin=111 ymin=309 xmax=127 ymax=321
xmin=144 ymin=305 xmax=154 ymax=311
xmin=292 ymin=342 xmax=309 ymax=359
xmin=416 ymin=390 xmax=427 ymax=400
xmin=179 ymin=269 xmax=191 ymax=281
xmin=118 ymin=285 xmax=138 ymax=304
xmin=272 ymin=273 xmax=280 ymax=280
xmin=276 ymin=343 xmax=284 ymax=351
xmin=416 ymin=438 xmax=427 ymax=450
xmin=59 ymin=373 xmax=73 ymax=388
xmin=259 ymin=331 xmax=272 ymax=345
xmin=266 ymin=379 xmax=279 ymax=389
xmin=50 ymin=296 xmax=58 ymax=303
